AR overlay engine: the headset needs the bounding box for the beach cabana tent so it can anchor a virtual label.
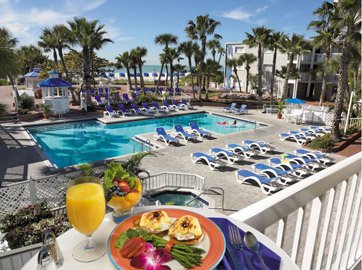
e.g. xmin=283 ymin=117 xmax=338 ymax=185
xmin=37 ymin=70 xmax=72 ymax=115
xmin=143 ymin=73 xmax=149 ymax=77
xmin=119 ymin=72 xmax=126 ymax=77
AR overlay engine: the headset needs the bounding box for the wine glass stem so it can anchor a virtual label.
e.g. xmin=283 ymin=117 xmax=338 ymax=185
xmin=85 ymin=235 xmax=94 ymax=251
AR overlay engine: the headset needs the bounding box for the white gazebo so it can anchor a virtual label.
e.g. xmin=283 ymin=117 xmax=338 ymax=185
xmin=37 ymin=70 xmax=71 ymax=115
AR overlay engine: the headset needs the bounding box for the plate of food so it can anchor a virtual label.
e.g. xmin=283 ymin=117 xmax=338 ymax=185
xmin=107 ymin=208 xmax=226 ymax=269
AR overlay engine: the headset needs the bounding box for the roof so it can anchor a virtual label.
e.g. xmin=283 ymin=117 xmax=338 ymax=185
xmin=37 ymin=78 xmax=71 ymax=88
xmin=24 ymin=71 xmax=39 ymax=78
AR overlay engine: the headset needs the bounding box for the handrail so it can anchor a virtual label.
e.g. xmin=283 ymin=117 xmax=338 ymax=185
xmin=186 ymin=186 xmax=225 ymax=210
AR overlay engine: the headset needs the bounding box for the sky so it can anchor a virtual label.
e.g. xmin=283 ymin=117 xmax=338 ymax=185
xmin=0 ymin=0 xmax=323 ymax=65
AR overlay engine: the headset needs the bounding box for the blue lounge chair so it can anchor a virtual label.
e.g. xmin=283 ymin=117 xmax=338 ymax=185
xmin=235 ymin=170 xmax=283 ymax=195
xmin=269 ymin=157 xmax=309 ymax=177
xmin=175 ymin=88 xmax=182 ymax=95
xmin=233 ymin=104 xmax=248 ymax=115
xmin=131 ymin=92 xmax=138 ymax=101
xmin=113 ymin=92 xmax=120 ymax=102
xmin=191 ymin=152 xmax=225 ymax=170
xmin=152 ymin=101 xmax=168 ymax=113
xmin=210 ymin=147 xmax=242 ymax=164
xmin=90 ymin=88 xmax=95 ymax=96
xmin=172 ymin=100 xmax=185 ymax=110
xmin=142 ymin=102 xmax=156 ymax=113
xmin=285 ymin=153 xmax=321 ymax=170
xmin=150 ymin=87 xmax=156 ymax=94
xmin=309 ymin=125 xmax=332 ymax=133
xmin=252 ymin=163 xmax=296 ymax=185
xmin=162 ymin=100 xmax=176 ymax=111
xmin=189 ymin=122 xmax=211 ymax=139
xmin=181 ymin=99 xmax=193 ymax=109
xmin=144 ymin=88 xmax=149 ymax=95
xmin=279 ymin=132 xmax=308 ymax=145
xmin=94 ymin=95 xmax=107 ymax=105
xmin=122 ymin=93 xmax=131 ymax=103
xmin=117 ymin=104 xmax=131 ymax=117
xmin=289 ymin=131 xmax=315 ymax=140
xmin=103 ymin=105 xmax=119 ymax=117
xmin=294 ymin=149 xmax=331 ymax=165
xmin=154 ymin=127 xmax=179 ymax=146
xmin=299 ymin=127 xmax=324 ymax=137
xmin=159 ymin=87 xmax=164 ymax=94
xmin=174 ymin=125 xmax=196 ymax=142
xmin=98 ymin=88 xmax=104 ymax=96
xmin=130 ymin=103 xmax=146 ymax=115
xmin=243 ymin=140 xmax=274 ymax=154
xmin=222 ymin=103 xmax=236 ymax=113
xmin=226 ymin=143 xmax=255 ymax=159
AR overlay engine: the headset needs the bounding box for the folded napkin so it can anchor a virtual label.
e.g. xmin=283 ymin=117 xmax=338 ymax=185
xmin=210 ymin=218 xmax=281 ymax=270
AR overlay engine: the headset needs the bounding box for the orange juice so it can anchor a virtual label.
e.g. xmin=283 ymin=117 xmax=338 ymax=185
xmin=66 ymin=183 xmax=105 ymax=235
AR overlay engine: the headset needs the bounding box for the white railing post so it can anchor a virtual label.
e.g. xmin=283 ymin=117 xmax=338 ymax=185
xmin=28 ymin=177 xmax=38 ymax=205
xmin=291 ymin=206 xmax=305 ymax=263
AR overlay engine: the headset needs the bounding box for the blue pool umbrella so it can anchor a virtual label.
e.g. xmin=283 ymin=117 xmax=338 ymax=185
xmin=179 ymin=73 xmax=185 ymax=77
xmin=161 ymin=73 xmax=165 ymax=77
xmin=129 ymin=73 xmax=134 ymax=76
xmin=143 ymin=72 xmax=149 ymax=77
xmin=283 ymin=98 xmax=305 ymax=104
xmin=152 ymin=72 xmax=158 ymax=77
xmin=119 ymin=72 xmax=126 ymax=77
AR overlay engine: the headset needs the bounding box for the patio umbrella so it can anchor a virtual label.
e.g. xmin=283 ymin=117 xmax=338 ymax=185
xmin=283 ymin=98 xmax=305 ymax=104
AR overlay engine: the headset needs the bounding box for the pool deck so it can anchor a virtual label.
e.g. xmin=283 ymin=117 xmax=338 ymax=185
xmin=0 ymin=106 xmax=344 ymax=214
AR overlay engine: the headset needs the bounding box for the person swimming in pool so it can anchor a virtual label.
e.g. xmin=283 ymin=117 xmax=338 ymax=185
xmin=217 ymin=119 xmax=237 ymax=126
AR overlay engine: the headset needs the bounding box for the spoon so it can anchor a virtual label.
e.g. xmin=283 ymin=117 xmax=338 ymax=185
xmin=244 ymin=231 xmax=267 ymax=270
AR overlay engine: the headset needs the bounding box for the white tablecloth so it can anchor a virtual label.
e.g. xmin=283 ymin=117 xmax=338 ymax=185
xmin=22 ymin=206 xmax=298 ymax=269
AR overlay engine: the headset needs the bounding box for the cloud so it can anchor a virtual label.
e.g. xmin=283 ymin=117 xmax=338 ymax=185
xmin=221 ymin=8 xmax=251 ymax=21
xmin=256 ymin=19 xmax=267 ymax=26
xmin=64 ymin=0 xmax=106 ymax=13
xmin=256 ymin=5 xmax=268 ymax=13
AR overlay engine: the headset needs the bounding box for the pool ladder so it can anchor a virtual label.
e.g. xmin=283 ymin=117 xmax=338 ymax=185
xmin=186 ymin=186 xmax=225 ymax=211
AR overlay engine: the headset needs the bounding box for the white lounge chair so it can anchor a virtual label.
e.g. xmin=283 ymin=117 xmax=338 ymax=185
xmin=279 ymin=133 xmax=307 ymax=145
xmin=154 ymin=127 xmax=179 ymax=146
xmin=191 ymin=152 xmax=225 ymax=170
xmin=294 ymin=149 xmax=332 ymax=165
xmin=243 ymin=140 xmax=274 ymax=154
xmin=252 ymin=163 xmax=296 ymax=185
xmin=210 ymin=147 xmax=242 ymax=164
xmin=226 ymin=143 xmax=256 ymax=159
xmin=269 ymin=157 xmax=308 ymax=178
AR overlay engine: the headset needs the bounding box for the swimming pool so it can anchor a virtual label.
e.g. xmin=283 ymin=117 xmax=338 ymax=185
xmin=150 ymin=191 xmax=208 ymax=208
xmin=27 ymin=112 xmax=261 ymax=168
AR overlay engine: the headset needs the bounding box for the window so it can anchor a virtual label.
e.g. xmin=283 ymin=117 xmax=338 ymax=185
xmin=263 ymin=65 xmax=272 ymax=72
xmin=235 ymin=46 xmax=245 ymax=54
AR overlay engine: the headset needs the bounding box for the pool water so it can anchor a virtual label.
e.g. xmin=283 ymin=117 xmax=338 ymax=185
xmin=27 ymin=112 xmax=260 ymax=168
xmin=150 ymin=191 xmax=208 ymax=208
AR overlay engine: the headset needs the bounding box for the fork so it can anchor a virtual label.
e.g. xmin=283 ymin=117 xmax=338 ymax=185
xmin=228 ymin=225 xmax=254 ymax=270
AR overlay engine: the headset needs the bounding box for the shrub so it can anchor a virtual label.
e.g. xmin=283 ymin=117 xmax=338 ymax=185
xmin=346 ymin=126 xmax=360 ymax=135
xmin=0 ymin=79 xmax=9 ymax=86
xmin=136 ymin=93 xmax=158 ymax=104
xmin=18 ymin=108 xmax=28 ymax=115
xmin=19 ymin=95 xmax=34 ymax=109
xmin=309 ymin=134 xmax=334 ymax=150
xmin=0 ymin=103 xmax=7 ymax=117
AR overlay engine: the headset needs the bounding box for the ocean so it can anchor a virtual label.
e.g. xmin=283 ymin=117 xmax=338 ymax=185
xmin=115 ymin=64 xmax=189 ymax=74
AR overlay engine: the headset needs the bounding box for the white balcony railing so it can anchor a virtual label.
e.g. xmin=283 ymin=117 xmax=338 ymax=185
xmin=231 ymin=153 xmax=361 ymax=270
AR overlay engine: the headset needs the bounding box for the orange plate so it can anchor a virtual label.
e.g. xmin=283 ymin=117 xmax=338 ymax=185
xmin=107 ymin=208 xmax=226 ymax=270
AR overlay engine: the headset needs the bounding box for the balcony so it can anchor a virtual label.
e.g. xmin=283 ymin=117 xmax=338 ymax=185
xmin=231 ymin=153 xmax=361 ymax=270
xmin=300 ymin=53 xmax=326 ymax=64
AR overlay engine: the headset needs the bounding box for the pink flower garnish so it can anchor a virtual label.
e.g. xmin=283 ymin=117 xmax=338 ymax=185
xmin=131 ymin=243 xmax=172 ymax=270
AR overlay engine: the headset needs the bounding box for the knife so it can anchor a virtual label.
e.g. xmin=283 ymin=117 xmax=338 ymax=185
xmin=226 ymin=242 xmax=243 ymax=270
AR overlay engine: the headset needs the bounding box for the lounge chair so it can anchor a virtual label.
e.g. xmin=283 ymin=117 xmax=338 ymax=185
xmin=233 ymin=104 xmax=247 ymax=115
xmin=152 ymin=101 xmax=168 ymax=113
xmin=94 ymin=95 xmax=107 ymax=105
xmin=226 ymin=143 xmax=256 ymax=159
xmin=210 ymin=147 xmax=242 ymax=164
xmin=294 ymin=149 xmax=331 ymax=165
xmin=175 ymin=88 xmax=182 ymax=95
xmin=162 ymin=100 xmax=176 ymax=111
xmin=181 ymin=99 xmax=193 ymax=109
xmin=222 ymin=103 xmax=236 ymax=113
xmin=122 ymin=93 xmax=131 ymax=103
xmin=289 ymin=131 xmax=315 ymax=140
xmin=252 ymin=163 xmax=296 ymax=185
xmin=243 ymin=140 xmax=274 ymax=154
xmin=309 ymin=125 xmax=332 ymax=133
xmin=172 ymin=99 xmax=186 ymax=110
xmin=299 ymin=127 xmax=324 ymax=137
xmin=103 ymin=105 xmax=119 ymax=117
xmin=279 ymin=133 xmax=308 ymax=145
xmin=98 ymin=88 xmax=104 ymax=96
xmin=131 ymin=103 xmax=147 ymax=115
xmin=117 ymin=104 xmax=132 ymax=117
xmin=150 ymin=87 xmax=156 ymax=94
xmin=191 ymin=152 xmax=225 ymax=170
xmin=154 ymin=127 xmax=179 ymax=146
xmin=131 ymin=92 xmax=138 ymax=101
xmin=90 ymin=88 xmax=95 ymax=96
xmin=189 ymin=122 xmax=211 ymax=139
xmin=144 ymin=88 xmax=149 ymax=95
xmin=235 ymin=170 xmax=283 ymax=195
xmin=269 ymin=157 xmax=308 ymax=177
xmin=174 ymin=125 xmax=196 ymax=142
xmin=285 ymin=153 xmax=321 ymax=171
xmin=142 ymin=102 xmax=156 ymax=113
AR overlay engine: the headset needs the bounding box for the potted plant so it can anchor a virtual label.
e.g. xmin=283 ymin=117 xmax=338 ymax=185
xmin=39 ymin=104 xmax=52 ymax=119
xmin=276 ymin=101 xmax=286 ymax=119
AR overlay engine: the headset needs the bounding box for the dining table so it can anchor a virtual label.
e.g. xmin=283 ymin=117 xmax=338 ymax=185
xmin=22 ymin=206 xmax=298 ymax=270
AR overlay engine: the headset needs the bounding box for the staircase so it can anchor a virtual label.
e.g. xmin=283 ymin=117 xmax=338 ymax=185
xmin=0 ymin=113 xmax=18 ymax=123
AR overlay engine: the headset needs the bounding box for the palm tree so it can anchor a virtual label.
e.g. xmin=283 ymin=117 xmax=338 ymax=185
xmin=185 ymin=14 xmax=221 ymax=100
xmin=0 ymin=28 xmax=20 ymax=85
xmin=154 ymin=33 xmax=178 ymax=90
xmin=133 ymin=47 xmax=147 ymax=89
xmin=179 ymin=41 xmax=197 ymax=98
xmin=17 ymin=45 xmax=47 ymax=73
xmin=217 ymin=46 xmax=225 ymax=65
xmin=267 ymin=31 xmax=285 ymax=101
xmin=330 ymin=0 xmax=361 ymax=141
xmin=240 ymin=53 xmax=257 ymax=93
xmin=129 ymin=49 xmax=139 ymax=88
xmin=165 ymin=48 xmax=180 ymax=93
xmin=309 ymin=1 xmax=336 ymax=105
xmin=38 ymin=27 xmax=58 ymax=65
xmin=203 ymin=59 xmax=221 ymax=100
xmin=243 ymin=27 xmax=272 ymax=97
xmin=279 ymin=34 xmax=309 ymax=99
xmin=115 ymin=51 xmax=133 ymax=90
xmin=173 ymin=63 xmax=186 ymax=88
xmin=207 ymin=39 xmax=221 ymax=62
xmin=67 ymin=17 xmax=112 ymax=106
xmin=226 ymin=57 xmax=243 ymax=92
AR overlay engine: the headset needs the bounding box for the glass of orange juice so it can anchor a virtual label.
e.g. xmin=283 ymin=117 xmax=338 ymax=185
xmin=66 ymin=177 xmax=106 ymax=262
